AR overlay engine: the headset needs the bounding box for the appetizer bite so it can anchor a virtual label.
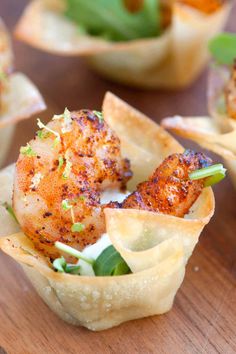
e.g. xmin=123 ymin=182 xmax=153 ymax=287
xmin=162 ymin=32 xmax=236 ymax=188
xmin=0 ymin=93 xmax=225 ymax=330
xmin=0 ymin=18 xmax=45 ymax=167
xmin=14 ymin=0 xmax=230 ymax=88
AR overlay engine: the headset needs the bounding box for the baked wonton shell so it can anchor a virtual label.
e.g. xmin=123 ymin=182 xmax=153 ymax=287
xmin=0 ymin=18 xmax=46 ymax=166
xmin=0 ymin=93 xmax=214 ymax=330
xmin=15 ymin=0 xmax=230 ymax=88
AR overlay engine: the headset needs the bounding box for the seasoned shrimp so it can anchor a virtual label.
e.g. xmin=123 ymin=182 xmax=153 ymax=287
xmin=121 ymin=150 xmax=212 ymax=216
xmin=178 ymin=0 xmax=225 ymax=14
xmin=224 ymin=60 xmax=236 ymax=120
xmin=13 ymin=110 xmax=132 ymax=259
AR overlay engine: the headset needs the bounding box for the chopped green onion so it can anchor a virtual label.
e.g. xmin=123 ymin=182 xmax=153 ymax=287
xmin=58 ymin=156 xmax=64 ymax=169
xmin=93 ymin=110 xmax=104 ymax=124
xmin=37 ymin=130 xmax=50 ymax=139
xmin=20 ymin=143 xmax=36 ymax=156
xmin=189 ymin=164 xmax=226 ymax=187
xmin=65 ymin=264 xmax=80 ymax=274
xmin=37 ymin=119 xmax=61 ymax=148
xmin=93 ymin=245 xmax=130 ymax=276
xmin=53 ymin=257 xmax=67 ymax=272
xmin=55 ymin=241 xmax=94 ymax=265
xmin=61 ymin=199 xmax=72 ymax=211
xmin=52 ymin=136 xmax=60 ymax=149
xmin=2 ymin=202 xmax=18 ymax=223
xmin=53 ymin=256 xmax=80 ymax=274
xmin=71 ymin=222 xmax=85 ymax=233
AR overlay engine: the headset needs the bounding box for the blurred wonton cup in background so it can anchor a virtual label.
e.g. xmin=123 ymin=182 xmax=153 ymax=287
xmin=15 ymin=0 xmax=231 ymax=89
xmin=0 ymin=19 xmax=45 ymax=167
xmin=162 ymin=63 xmax=236 ymax=188
xmin=0 ymin=93 xmax=215 ymax=330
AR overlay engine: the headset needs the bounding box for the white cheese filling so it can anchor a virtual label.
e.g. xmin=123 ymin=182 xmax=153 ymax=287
xmin=79 ymin=189 xmax=130 ymax=276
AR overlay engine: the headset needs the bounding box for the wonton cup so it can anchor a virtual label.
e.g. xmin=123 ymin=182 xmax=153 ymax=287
xmin=15 ymin=0 xmax=230 ymax=89
xmin=0 ymin=93 xmax=215 ymax=331
xmin=162 ymin=64 xmax=236 ymax=188
xmin=0 ymin=19 xmax=45 ymax=167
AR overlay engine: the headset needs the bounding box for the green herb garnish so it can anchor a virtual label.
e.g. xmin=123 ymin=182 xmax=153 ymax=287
xmin=37 ymin=130 xmax=50 ymax=139
xmin=20 ymin=143 xmax=36 ymax=156
xmin=71 ymin=222 xmax=85 ymax=233
xmin=53 ymin=242 xmax=131 ymax=277
xmin=61 ymin=199 xmax=72 ymax=211
xmin=2 ymin=202 xmax=18 ymax=223
xmin=53 ymin=256 xmax=67 ymax=272
xmin=53 ymin=256 xmax=81 ymax=274
xmin=52 ymin=136 xmax=60 ymax=149
xmin=55 ymin=241 xmax=94 ymax=265
xmin=37 ymin=118 xmax=61 ymax=149
xmin=65 ymin=0 xmax=161 ymax=42
xmin=58 ymin=156 xmax=64 ymax=169
xmin=189 ymin=163 xmax=226 ymax=187
xmin=93 ymin=245 xmax=130 ymax=276
xmin=209 ymin=33 xmax=236 ymax=65
xmin=93 ymin=110 xmax=104 ymax=124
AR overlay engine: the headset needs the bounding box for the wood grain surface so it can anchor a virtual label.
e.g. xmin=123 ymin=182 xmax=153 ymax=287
xmin=0 ymin=1 xmax=236 ymax=353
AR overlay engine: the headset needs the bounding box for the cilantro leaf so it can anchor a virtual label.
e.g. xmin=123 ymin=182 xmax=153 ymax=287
xmin=209 ymin=33 xmax=236 ymax=65
xmin=93 ymin=245 xmax=131 ymax=276
xmin=65 ymin=0 xmax=161 ymax=42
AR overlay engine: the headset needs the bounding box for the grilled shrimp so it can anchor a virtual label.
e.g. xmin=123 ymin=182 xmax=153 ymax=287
xmin=224 ymin=60 xmax=236 ymax=120
xmin=178 ymin=0 xmax=225 ymax=14
xmin=121 ymin=150 xmax=212 ymax=216
xmin=13 ymin=110 xmax=132 ymax=259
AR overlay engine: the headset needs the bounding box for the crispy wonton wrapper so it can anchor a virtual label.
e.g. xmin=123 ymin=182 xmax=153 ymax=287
xmin=0 ymin=93 xmax=215 ymax=330
xmin=0 ymin=19 xmax=45 ymax=166
xmin=15 ymin=0 xmax=230 ymax=89
xmin=162 ymin=64 xmax=236 ymax=188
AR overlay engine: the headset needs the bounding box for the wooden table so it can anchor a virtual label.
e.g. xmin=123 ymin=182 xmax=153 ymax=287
xmin=1 ymin=1 xmax=236 ymax=353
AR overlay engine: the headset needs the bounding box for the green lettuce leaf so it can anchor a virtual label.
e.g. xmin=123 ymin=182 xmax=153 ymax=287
xmin=93 ymin=245 xmax=131 ymax=276
xmin=65 ymin=0 xmax=161 ymax=41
